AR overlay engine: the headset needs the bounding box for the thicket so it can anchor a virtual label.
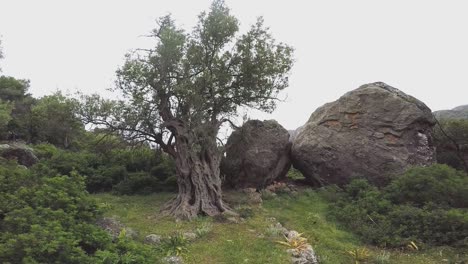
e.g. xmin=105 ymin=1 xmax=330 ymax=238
xmin=0 ymin=72 xmax=177 ymax=195
xmin=329 ymin=164 xmax=468 ymax=248
xmin=0 ymin=160 xmax=159 ymax=263
xmin=434 ymin=118 xmax=468 ymax=171
xmin=34 ymin=139 xmax=177 ymax=194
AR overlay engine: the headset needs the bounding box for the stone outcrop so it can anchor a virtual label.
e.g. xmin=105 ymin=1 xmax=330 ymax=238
xmin=222 ymin=120 xmax=291 ymax=189
xmin=0 ymin=142 xmax=39 ymax=167
xmin=292 ymin=82 xmax=436 ymax=185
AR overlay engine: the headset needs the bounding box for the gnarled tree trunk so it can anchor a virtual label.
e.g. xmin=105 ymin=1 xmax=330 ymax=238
xmin=161 ymin=132 xmax=231 ymax=219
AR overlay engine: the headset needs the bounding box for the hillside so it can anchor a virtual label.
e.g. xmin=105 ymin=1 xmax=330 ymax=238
xmin=92 ymin=190 xmax=468 ymax=264
xmin=434 ymin=105 xmax=468 ymax=120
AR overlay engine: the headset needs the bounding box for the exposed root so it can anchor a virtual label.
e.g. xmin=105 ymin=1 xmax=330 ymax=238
xmin=161 ymin=195 xmax=234 ymax=220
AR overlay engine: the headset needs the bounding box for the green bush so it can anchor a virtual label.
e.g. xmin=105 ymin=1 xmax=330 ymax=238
xmin=87 ymin=165 xmax=129 ymax=193
xmin=385 ymin=164 xmax=468 ymax=208
xmin=36 ymin=141 xmax=177 ymax=194
xmin=94 ymin=229 xmax=160 ymax=264
xmin=113 ymin=172 xmax=177 ymax=195
xmin=33 ymin=143 xmax=59 ymax=160
xmin=0 ymin=162 xmax=158 ymax=263
xmin=329 ymin=164 xmax=468 ymax=247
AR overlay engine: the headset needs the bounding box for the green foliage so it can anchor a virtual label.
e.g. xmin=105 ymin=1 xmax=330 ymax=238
xmin=79 ymin=1 xmax=294 ymax=181
xmin=159 ymin=232 xmax=189 ymax=256
xmin=330 ymin=165 xmax=468 ymax=247
xmin=347 ymin=247 xmax=370 ymax=264
xmin=194 ymin=222 xmax=212 ymax=238
xmin=94 ymin=229 xmax=159 ymax=264
xmin=0 ymin=99 xmax=12 ymax=136
xmin=33 ymin=143 xmax=60 ymax=159
xmin=236 ymin=205 xmax=255 ymax=219
xmin=0 ymin=75 xmax=30 ymax=102
xmin=0 ymin=75 xmax=36 ymax=142
xmin=276 ymin=233 xmax=309 ymax=252
xmin=94 ymin=191 xmax=468 ymax=264
xmin=34 ymin=138 xmax=177 ymax=194
xmin=31 ymin=92 xmax=84 ymax=148
xmin=0 ymin=163 xmax=108 ymax=263
xmin=385 ymin=165 xmax=468 ymax=208
xmin=434 ymin=118 xmax=468 ymax=171
xmin=287 ymin=167 xmax=305 ymax=180
xmin=0 ymin=162 xmax=158 ymax=263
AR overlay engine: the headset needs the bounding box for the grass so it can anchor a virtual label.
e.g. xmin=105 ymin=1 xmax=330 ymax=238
xmin=262 ymin=189 xmax=468 ymax=264
xmin=93 ymin=190 xmax=467 ymax=264
xmin=93 ymin=192 xmax=289 ymax=264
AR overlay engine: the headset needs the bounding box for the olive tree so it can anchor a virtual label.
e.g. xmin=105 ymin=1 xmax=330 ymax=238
xmin=80 ymin=0 xmax=294 ymax=218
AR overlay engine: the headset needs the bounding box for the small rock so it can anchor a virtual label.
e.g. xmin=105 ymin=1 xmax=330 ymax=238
xmin=144 ymin=234 xmax=162 ymax=245
xmin=261 ymin=189 xmax=277 ymax=198
xmin=125 ymin=228 xmax=138 ymax=239
xmin=183 ymin=232 xmax=197 ymax=241
xmin=163 ymin=256 xmax=184 ymax=264
xmin=242 ymin=188 xmax=257 ymax=193
xmin=286 ymin=230 xmax=301 ymax=239
xmin=274 ymin=222 xmax=289 ymax=236
xmin=247 ymin=192 xmax=263 ymax=205
xmin=227 ymin=217 xmax=240 ymax=224
xmin=289 ymin=245 xmax=319 ymax=264
xmin=96 ymin=217 xmax=137 ymax=240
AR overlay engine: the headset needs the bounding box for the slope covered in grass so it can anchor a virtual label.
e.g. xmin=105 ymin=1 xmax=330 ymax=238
xmin=263 ymin=189 xmax=467 ymax=263
xmin=93 ymin=190 xmax=467 ymax=264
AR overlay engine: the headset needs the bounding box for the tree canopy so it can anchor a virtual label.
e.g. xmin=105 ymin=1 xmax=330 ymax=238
xmin=80 ymin=0 xmax=294 ymax=218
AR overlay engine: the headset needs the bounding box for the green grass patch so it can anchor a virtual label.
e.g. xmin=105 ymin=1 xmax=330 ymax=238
xmin=93 ymin=192 xmax=289 ymax=264
xmin=262 ymin=189 xmax=468 ymax=264
xmin=92 ymin=190 xmax=467 ymax=264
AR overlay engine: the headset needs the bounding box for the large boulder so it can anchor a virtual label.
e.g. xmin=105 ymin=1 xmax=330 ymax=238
xmin=292 ymin=82 xmax=436 ymax=185
xmin=222 ymin=120 xmax=291 ymax=189
xmin=0 ymin=142 xmax=39 ymax=167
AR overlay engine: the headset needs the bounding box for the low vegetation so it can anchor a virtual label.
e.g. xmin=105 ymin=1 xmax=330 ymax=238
xmin=330 ymin=164 xmax=468 ymax=248
xmin=0 ymin=160 xmax=158 ymax=264
xmin=91 ymin=184 xmax=467 ymax=263
xmin=1 ymin=2 xmax=467 ymax=263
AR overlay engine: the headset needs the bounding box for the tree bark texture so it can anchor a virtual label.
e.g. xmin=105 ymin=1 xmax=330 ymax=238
xmin=161 ymin=132 xmax=231 ymax=219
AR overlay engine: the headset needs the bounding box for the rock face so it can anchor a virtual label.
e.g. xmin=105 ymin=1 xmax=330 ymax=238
xmin=0 ymin=142 xmax=39 ymax=167
xmin=292 ymin=82 xmax=436 ymax=185
xmin=222 ymin=120 xmax=291 ymax=189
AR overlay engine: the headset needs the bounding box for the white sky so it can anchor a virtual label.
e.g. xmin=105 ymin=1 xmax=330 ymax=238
xmin=1 ymin=0 xmax=467 ymax=130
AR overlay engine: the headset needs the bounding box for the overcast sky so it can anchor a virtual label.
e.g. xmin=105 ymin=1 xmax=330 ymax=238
xmin=1 ymin=0 xmax=467 ymax=130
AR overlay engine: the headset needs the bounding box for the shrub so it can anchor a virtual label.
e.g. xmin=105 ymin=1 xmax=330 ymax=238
xmin=194 ymin=222 xmax=213 ymax=238
xmin=159 ymin=232 xmax=189 ymax=257
xmin=329 ymin=164 xmax=468 ymax=247
xmin=36 ymin=142 xmax=177 ymax=194
xmin=33 ymin=143 xmax=59 ymax=160
xmin=94 ymin=229 xmax=159 ymax=264
xmin=113 ymin=172 xmax=161 ymax=195
xmin=0 ymin=163 xmax=108 ymax=263
xmin=287 ymin=168 xmax=305 ymax=180
xmin=385 ymin=164 xmax=468 ymax=208
xmin=0 ymin=162 xmax=157 ymax=263
xmin=87 ymin=165 xmax=128 ymax=193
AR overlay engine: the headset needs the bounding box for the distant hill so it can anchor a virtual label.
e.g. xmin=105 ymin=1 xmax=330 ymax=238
xmin=433 ymin=105 xmax=468 ymax=120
